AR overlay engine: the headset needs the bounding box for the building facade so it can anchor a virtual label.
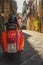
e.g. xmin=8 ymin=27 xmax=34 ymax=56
xmin=40 ymin=0 xmax=43 ymax=32
xmin=0 ymin=0 xmax=17 ymax=31
xmin=22 ymin=0 xmax=43 ymax=32
xmin=0 ymin=0 xmax=17 ymax=22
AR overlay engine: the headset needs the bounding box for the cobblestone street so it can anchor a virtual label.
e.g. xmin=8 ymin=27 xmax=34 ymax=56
xmin=22 ymin=30 xmax=43 ymax=65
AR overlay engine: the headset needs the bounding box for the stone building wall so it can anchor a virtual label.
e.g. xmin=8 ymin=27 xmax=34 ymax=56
xmin=4 ymin=0 xmax=10 ymax=22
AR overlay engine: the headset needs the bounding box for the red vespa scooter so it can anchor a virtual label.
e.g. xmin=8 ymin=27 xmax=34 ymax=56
xmin=1 ymin=16 xmax=24 ymax=54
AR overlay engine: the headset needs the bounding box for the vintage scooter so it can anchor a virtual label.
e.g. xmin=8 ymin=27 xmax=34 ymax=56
xmin=1 ymin=16 xmax=24 ymax=54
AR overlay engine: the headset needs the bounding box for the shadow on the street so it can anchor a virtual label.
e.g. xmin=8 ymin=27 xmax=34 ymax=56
xmin=0 ymin=53 xmax=22 ymax=65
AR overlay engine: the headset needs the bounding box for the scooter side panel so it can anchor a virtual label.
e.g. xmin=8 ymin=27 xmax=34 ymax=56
xmin=2 ymin=31 xmax=7 ymax=52
xmin=17 ymin=31 xmax=24 ymax=51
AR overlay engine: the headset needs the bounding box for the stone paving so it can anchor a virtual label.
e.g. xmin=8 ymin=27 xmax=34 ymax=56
xmin=22 ymin=30 xmax=43 ymax=60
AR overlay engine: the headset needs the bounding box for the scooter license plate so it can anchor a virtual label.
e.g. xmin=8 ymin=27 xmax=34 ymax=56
xmin=7 ymin=44 xmax=17 ymax=53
